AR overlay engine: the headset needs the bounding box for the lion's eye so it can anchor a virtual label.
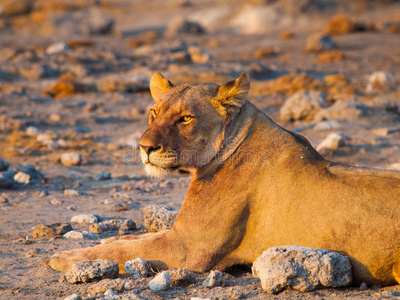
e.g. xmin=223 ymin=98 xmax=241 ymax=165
xmin=180 ymin=115 xmax=194 ymax=124
xmin=150 ymin=109 xmax=158 ymax=118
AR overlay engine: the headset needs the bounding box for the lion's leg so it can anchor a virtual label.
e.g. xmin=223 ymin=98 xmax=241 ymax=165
xmin=48 ymin=231 xmax=183 ymax=273
xmin=101 ymin=230 xmax=169 ymax=244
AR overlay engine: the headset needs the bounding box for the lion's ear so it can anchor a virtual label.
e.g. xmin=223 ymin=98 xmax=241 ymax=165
xmin=213 ymin=72 xmax=250 ymax=114
xmin=150 ymin=71 xmax=174 ymax=101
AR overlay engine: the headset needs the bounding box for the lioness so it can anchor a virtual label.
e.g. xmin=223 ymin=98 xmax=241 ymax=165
xmin=49 ymin=72 xmax=400 ymax=286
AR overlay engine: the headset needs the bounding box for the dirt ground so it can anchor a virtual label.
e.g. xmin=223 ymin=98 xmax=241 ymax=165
xmin=1 ymin=0 xmax=400 ymax=299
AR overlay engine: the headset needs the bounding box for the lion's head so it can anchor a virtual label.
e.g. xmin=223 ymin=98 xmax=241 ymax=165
xmin=139 ymin=72 xmax=250 ymax=178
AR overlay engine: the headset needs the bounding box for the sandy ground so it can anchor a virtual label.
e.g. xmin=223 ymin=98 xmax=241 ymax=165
xmin=1 ymin=0 xmax=400 ymax=299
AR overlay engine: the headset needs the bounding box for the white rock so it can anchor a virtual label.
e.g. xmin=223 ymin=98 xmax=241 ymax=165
xmin=187 ymin=45 xmax=211 ymax=64
xmin=313 ymin=120 xmax=341 ymax=130
xmin=46 ymin=42 xmax=70 ymax=55
xmin=149 ymin=271 xmax=171 ymax=292
xmin=280 ymin=91 xmax=329 ymax=122
xmin=26 ymin=126 xmax=39 ymax=136
xmin=252 ymin=246 xmax=352 ymax=294
xmin=124 ymin=258 xmax=149 ymax=279
xmin=202 ymin=270 xmax=223 ymax=287
xmin=314 ymin=99 xmax=367 ymax=121
xmin=366 ymin=71 xmax=396 ymax=92
xmin=316 ymin=133 xmax=346 ymax=151
xmin=389 ymin=163 xmax=400 ymax=170
xmin=104 ymin=288 xmax=117 ymax=296
xmin=64 ymin=189 xmax=81 ymax=196
xmin=14 ymin=172 xmax=30 ymax=184
xmin=36 ymin=132 xmax=56 ymax=144
xmin=63 ymin=294 xmax=82 ymax=300
xmin=61 ymin=152 xmax=82 ymax=166
xmin=71 ymin=214 xmax=98 ymax=224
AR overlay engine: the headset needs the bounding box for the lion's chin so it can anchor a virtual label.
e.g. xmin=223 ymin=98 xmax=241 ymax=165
xmin=144 ymin=163 xmax=172 ymax=179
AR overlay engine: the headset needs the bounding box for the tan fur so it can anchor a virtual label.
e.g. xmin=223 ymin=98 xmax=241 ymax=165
xmin=48 ymin=73 xmax=400 ymax=286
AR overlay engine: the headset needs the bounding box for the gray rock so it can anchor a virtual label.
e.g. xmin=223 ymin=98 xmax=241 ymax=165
xmin=0 ymin=196 xmax=8 ymax=203
xmin=14 ymin=171 xmax=30 ymax=184
xmin=64 ymin=259 xmax=119 ymax=284
xmin=17 ymin=164 xmax=42 ymax=181
xmin=143 ymin=205 xmax=179 ymax=232
xmin=61 ymin=152 xmax=82 ymax=166
xmin=149 ymin=271 xmax=171 ymax=292
xmin=0 ymin=158 xmax=10 ymax=171
xmin=280 ymin=91 xmax=329 ymax=122
xmin=305 ymin=33 xmax=336 ymax=53
xmin=0 ymin=172 xmax=14 ymax=189
xmin=168 ymin=268 xmax=196 ymax=287
xmin=124 ymin=258 xmax=149 ymax=279
xmin=202 ymin=270 xmax=223 ymax=287
xmin=187 ymin=45 xmax=211 ymax=64
xmin=95 ymin=170 xmax=111 ymax=181
xmin=90 ymin=219 xmax=136 ymax=233
xmin=316 ymin=133 xmax=347 ymax=152
xmin=313 ymin=120 xmax=341 ymax=130
xmin=314 ymin=99 xmax=368 ymax=121
xmin=104 ymin=288 xmax=117 ymax=296
xmin=359 ymin=282 xmax=368 ymax=291
xmin=252 ymin=246 xmax=352 ymax=294
xmin=32 ymin=223 xmax=73 ymax=238
xmin=63 ymin=294 xmax=82 ymax=300
xmin=46 ymin=42 xmax=70 ymax=55
xmin=71 ymin=214 xmax=98 ymax=224
xmin=166 ymin=19 xmax=205 ymax=37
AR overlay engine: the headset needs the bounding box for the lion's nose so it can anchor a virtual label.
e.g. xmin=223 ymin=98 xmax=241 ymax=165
xmin=139 ymin=144 xmax=161 ymax=155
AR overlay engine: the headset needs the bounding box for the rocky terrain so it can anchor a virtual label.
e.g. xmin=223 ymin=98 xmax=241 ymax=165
xmin=1 ymin=0 xmax=400 ymax=299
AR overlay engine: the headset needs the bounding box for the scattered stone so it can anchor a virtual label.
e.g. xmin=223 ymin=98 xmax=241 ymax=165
xmin=389 ymin=163 xmax=400 ymax=171
xmin=26 ymin=126 xmax=39 ymax=136
xmin=280 ymin=31 xmax=295 ymax=40
xmin=187 ymin=45 xmax=211 ymax=64
xmin=71 ymin=214 xmax=98 ymax=224
xmin=316 ymin=133 xmax=347 ymax=152
xmin=252 ymin=246 xmax=352 ymax=294
xmin=104 ymin=289 xmax=117 ymax=297
xmin=326 ymin=14 xmax=367 ymax=35
xmin=253 ymin=46 xmax=280 ymax=59
xmin=149 ymin=271 xmax=171 ymax=292
xmin=280 ymin=91 xmax=329 ymax=122
xmin=129 ymin=174 xmax=141 ymax=180
xmin=305 ymin=33 xmax=336 ymax=53
xmin=63 ymin=294 xmax=82 ymax=300
xmin=17 ymin=164 xmax=42 ymax=181
xmin=40 ymin=8 xmax=115 ymax=36
xmin=315 ymin=50 xmax=344 ymax=64
xmin=50 ymin=199 xmax=63 ymax=205
xmin=104 ymin=202 xmax=130 ymax=212
xmin=64 ymin=259 xmax=119 ymax=284
xmin=0 ymin=196 xmax=8 ymax=203
xmin=89 ymin=219 xmax=136 ymax=233
xmin=315 ymin=99 xmax=368 ymax=121
xmin=359 ymin=282 xmax=368 ymax=291
xmin=64 ymin=189 xmax=81 ymax=196
xmin=143 ymin=205 xmax=179 ymax=232
xmin=366 ymin=71 xmax=396 ymax=92
xmin=13 ymin=172 xmax=30 ymax=184
xmin=95 ymin=170 xmax=111 ymax=181
xmin=61 ymin=152 xmax=82 ymax=166
xmin=313 ymin=120 xmax=341 ymax=130
xmin=43 ymin=73 xmax=87 ymax=99
xmin=63 ymin=230 xmax=100 ymax=240
xmin=168 ymin=268 xmax=196 ymax=287
xmin=0 ymin=172 xmax=14 ymax=189
xmin=202 ymin=270 xmax=223 ymax=288
xmin=49 ymin=114 xmax=61 ymax=122
xmin=0 ymin=159 xmax=10 ymax=172
xmin=46 ymin=42 xmax=70 ymax=55
xmin=166 ymin=19 xmax=205 ymax=37
xmin=124 ymin=258 xmax=149 ymax=279
xmin=0 ymin=0 xmax=31 ymax=16
xmin=32 ymin=223 xmax=72 ymax=238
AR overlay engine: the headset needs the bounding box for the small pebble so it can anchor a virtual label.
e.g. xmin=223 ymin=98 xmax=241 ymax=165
xmin=63 ymin=294 xmax=82 ymax=300
xmin=124 ymin=258 xmax=149 ymax=279
xmin=14 ymin=172 xmax=30 ymax=184
xmin=71 ymin=214 xmax=98 ymax=224
xmin=50 ymin=199 xmax=63 ymax=205
xmin=359 ymin=282 xmax=368 ymax=291
xmin=202 ymin=270 xmax=223 ymax=287
xmin=95 ymin=170 xmax=111 ymax=181
xmin=61 ymin=152 xmax=82 ymax=166
xmin=64 ymin=189 xmax=81 ymax=196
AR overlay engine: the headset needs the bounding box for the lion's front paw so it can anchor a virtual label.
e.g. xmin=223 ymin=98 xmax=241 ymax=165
xmin=46 ymin=249 xmax=92 ymax=272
